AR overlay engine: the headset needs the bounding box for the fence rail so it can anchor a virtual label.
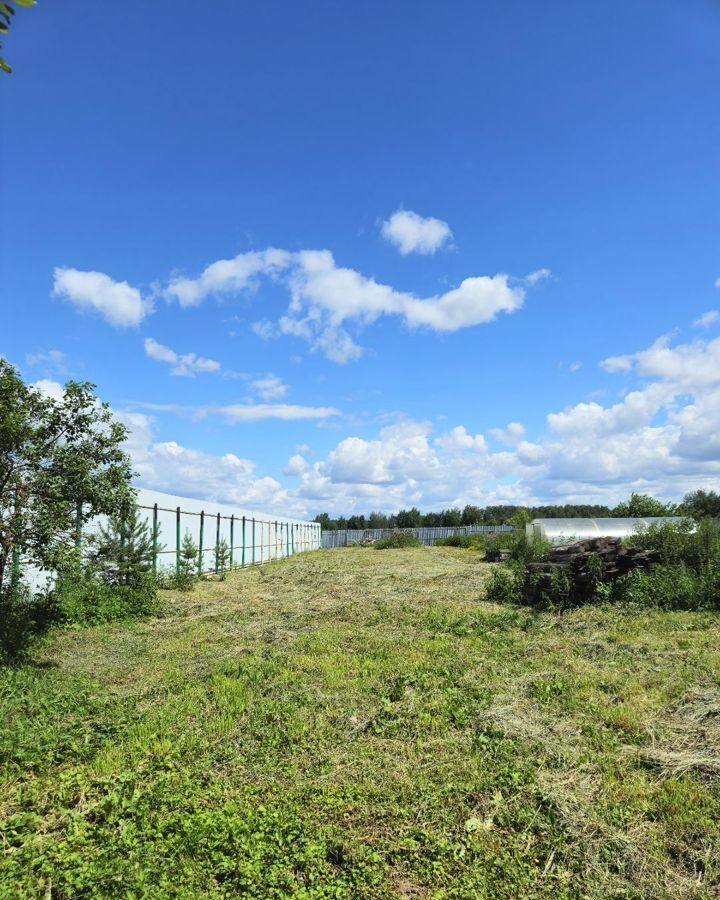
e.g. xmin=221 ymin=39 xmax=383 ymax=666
xmin=134 ymin=502 xmax=321 ymax=576
xmin=321 ymin=524 xmax=514 ymax=548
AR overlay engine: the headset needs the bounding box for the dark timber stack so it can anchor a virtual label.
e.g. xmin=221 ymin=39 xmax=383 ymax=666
xmin=485 ymin=547 xmax=512 ymax=562
xmin=524 ymin=537 xmax=659 ymax=603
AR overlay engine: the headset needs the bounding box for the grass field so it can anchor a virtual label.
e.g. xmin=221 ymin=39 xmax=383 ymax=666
xmin=2 ymin=547 xmax=719 ymax=898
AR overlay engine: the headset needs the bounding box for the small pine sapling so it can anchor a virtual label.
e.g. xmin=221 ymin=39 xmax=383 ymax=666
xmin=92 ymin=508 xmax=163 ymax=587
xmin=214 ymin=538 xmax=230 ymax=578
xmin=175 ymin=530 xmax=199 ymax=588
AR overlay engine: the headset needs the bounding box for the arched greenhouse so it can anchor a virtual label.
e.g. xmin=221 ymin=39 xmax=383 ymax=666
xmin=526 ymin=517 xmax=691 ymax=545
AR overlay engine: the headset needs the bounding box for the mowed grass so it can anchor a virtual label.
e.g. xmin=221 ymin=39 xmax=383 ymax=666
xmin=1 ymin=547 xmax=720 ymax=899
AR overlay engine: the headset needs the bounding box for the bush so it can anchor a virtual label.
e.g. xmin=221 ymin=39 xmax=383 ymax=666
xmin=631 ymin=518 xmax=720 ymax=572
xmin=0 ymin=582 xmax=55 ymax=662
xmin=50 ymin=562 xmax=158 ymax=626
xmin=374 ymin=533 xmax=423 ymax=550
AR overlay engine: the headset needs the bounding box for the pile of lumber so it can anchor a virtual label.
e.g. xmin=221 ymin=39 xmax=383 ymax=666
xmin=485 ymin=547 xmax=512 ymax=562
xmin=524 ymin=537 xmax=659 ymax=602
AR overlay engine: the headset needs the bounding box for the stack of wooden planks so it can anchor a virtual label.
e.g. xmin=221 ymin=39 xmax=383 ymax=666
xmin=524 ymin=536 xmax=659 ymax=602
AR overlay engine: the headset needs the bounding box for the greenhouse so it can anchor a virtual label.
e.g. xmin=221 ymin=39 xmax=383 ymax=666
xmin=526 ymin=517 xmax=691 ymax=545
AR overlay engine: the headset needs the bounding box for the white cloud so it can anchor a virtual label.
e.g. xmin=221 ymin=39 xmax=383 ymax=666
xmin=435 ymin=425 xmax=488 ymax=452
xmin=136 ymin=400 xmax=339 ymax=424
xmin=250 ymin=374 xmax=288 ymax=401
xmin=164 ymin=246 xmax=533 ymax=362
xmin=715 ymin=277 xmax=720 ymax=289
xmin=26 ymin=349 xmax=70 ymax=375
xmin=32 ymin=379 xmax=65 ymax=401
xmin=489 ymin=422 xmax=526 ymax=445
xmin=380 ymin=209 xmax=453 ymax=255
xmin=165 ymin=248 xmax=291 ymax=307
xmin=693 ymin=310 xmax=719 ymax=329
xmin=144 ymin=337 xmax=221 ymax=377
xmin=114 ymin=329 xmax=720 ymax=518
xmin=525 ymin=268 xmax=552 ymax=286
xmin=53 ymin=268 xmax=152 ymax=328
xmin=219 ymin=403 xmax=338 ymax=424
xmin=569 ymin=361 xmax=582 ymax=372
xmin=283 ymin=454 xmax=308 ymax=476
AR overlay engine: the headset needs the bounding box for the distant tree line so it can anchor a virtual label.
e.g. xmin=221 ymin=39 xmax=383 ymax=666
xmin=313 ymin=491 xmax=720 ymax=531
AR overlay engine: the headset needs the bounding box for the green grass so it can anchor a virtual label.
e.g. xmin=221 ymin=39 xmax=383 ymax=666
xmin=1 ymin=547 xmax=719 ymax=898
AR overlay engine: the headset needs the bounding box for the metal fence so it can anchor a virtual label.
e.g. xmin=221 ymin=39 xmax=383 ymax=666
xmin=321 ymin=524 xmax=514 ymax=548
xmin=138 ymin=502 xmax=321 ymax=576
xmin=20 ymin=488 xmax=322 ymax=591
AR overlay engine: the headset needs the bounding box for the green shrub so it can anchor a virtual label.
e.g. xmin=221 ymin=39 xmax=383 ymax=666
xmin=50 ymin=562 xmax=158 ymax=626
xmin=508 ymin=531 xmax=551 ymax=565
xmin=0 ymin=582 xmax=55 ymax=662
xmin=484 ymin=566 xmax=522 ymax=604
xmin=374 ymin=533 xmax=423 ymax=550
xmin=631 ymin=518 xmax=720 ymax=572
xmin=610 ymin=561 xmax=720 ymax=611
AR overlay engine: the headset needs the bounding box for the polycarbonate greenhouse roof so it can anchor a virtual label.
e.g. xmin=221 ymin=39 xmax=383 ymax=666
xmin=527 ymin=517 xmax=690 ymax=544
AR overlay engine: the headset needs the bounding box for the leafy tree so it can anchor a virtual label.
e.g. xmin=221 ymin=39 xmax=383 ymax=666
xmin=0 ymin=361 xmax=134 ymax=596
xmin=395 ymin=507 xmax=422 ymax=528
xmin=313 ymin=513 xmax=334 ymax=531
xmin=461 ymin=505 xmax=483 ymax=525
xmin=509 ymin=508 xmax=531 ymax=530
xmin=612 ymin=493 xmax=675 ymax=518
xmin=681 ymin=490 xmax=720 ymax=520
xmin=440 ymin=507 xmax=463 ymax=527
xmin=0 ymin=0 xmax=35 ymax=75
xmin=367 ymin=511 xmax=389 ymax=529
xmin=90 ymin=508 xmax=161 ymax=587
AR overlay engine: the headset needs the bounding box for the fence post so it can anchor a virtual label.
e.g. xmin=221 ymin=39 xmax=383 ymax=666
xmin=242 ymin=516 xmax=246 ymax=567
xmin=176 ymin=506 xmax=181 ymax=576
xmin=230 ymin=515 xmax=235 ymax=569
xmin=215 ymin=512 xmax=221 ymax=574
xmin=152 ymin=503 xmax=158 ymax=575
xmin=251 ymin=517 xmax=256 ymax=566
xmin=199 ymin=511 xmax=205 ymax=575
xmin=274 ymin=521 xmax=278 ymax=561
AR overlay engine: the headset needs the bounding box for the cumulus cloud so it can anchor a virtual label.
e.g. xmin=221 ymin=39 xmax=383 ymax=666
xmin=165 ymin=246 xmax=532 ymax=363
xmin=380 ymin=209 xmax=453 ymax=255
xmin=489 ymin=422 xmax=526 ymax=445
xmin=114 ymin=328 xmax=720 ymax=518
xmin=31 ymin=379 xmax=65 ymax=401
xmin=144 ymin=337 xmax=221 ymax=376
xmin=116 ymin=411 xmax=298 ymax=515
xmin=165 ymin=248 xmax=291 ymax=307
xmin=283 ymin=454 xmax=308 ymax=476
xmin=53 ymin=268 xmax=152 ymax=327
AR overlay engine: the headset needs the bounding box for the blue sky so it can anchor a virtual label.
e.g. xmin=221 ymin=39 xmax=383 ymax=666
xmin=2 ymin=0 xmax=720 ymax=516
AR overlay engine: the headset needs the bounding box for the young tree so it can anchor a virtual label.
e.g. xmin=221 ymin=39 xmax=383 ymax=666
xmin=214 ymin=538 xmax=230 ymax=576
xmin=175 ymin=530 xmax=199 ymax=587
xmin=0 ymin=361 xmax=135 ymax=594
xmin=90 ymin=508 xmax=161 ymax=587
